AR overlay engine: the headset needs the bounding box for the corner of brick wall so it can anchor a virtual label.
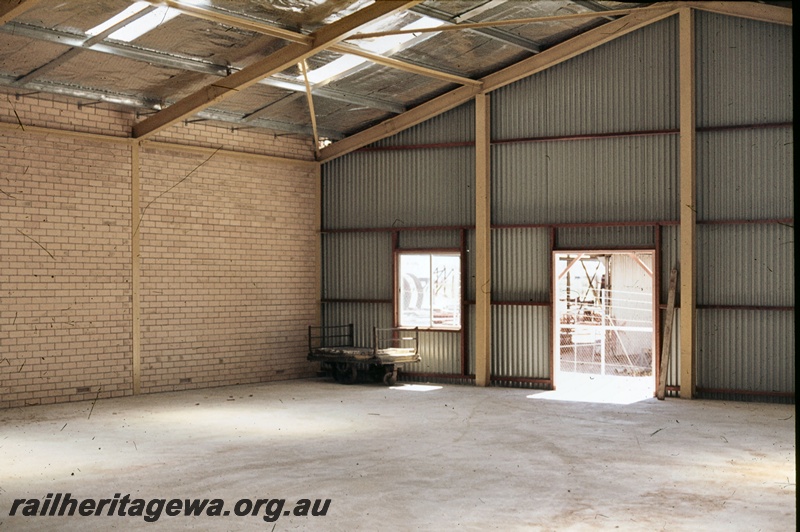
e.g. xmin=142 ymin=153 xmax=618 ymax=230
xmin=1 ymin=92 xmax=321 ymax=408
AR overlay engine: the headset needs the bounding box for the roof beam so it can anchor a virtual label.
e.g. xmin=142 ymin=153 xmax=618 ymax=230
xmin=0 ymin=74 xmax=344 ymax=139
xmin=319 ymin=84 xmax=482 ymax=162
xmin=481 ymin=6 xmax=679 ymax=90
xmin=299 ymin=60 xmax=321 ymax=159
xmin=352 ymin=7 xmax=657 ymax=39
xmin=0 ymin=0 xmax=43 ymax=25
xmin=132 ymin=0 xmax=421 ymax=139
xmin=0 ymin=22 xmax=405 ymax=114
xmin=319 ymin=5 xmax=678 ymax=162
xmin=145 ymin=4 xmax=478 ymax=91
xmin=329 ymin=43 xmax=482 ymax=87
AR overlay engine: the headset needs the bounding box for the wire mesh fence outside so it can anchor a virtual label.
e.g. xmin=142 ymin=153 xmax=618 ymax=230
xmin=558 ymin=288 xmax=653 ymax=376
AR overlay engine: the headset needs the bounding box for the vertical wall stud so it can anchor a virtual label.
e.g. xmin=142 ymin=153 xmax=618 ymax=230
xmin=392 ymin=230 xmax=399 ymax=327
xmin=474 ymin=92 xmax=491 ymax=386
xmin=549 ymin=226 xmax=556 ymax=389
xmin=131 ymin=141 xmax=142 ymax=395
xmin=653 ymin=223 xmax=662 ymax=394
xmin=315 ymin=163 xmax=323 ymax=328
xmin=460 ymin=228 xmax=468 ymax=377
xmin=678 ymin=7 xmax=696 ymax=398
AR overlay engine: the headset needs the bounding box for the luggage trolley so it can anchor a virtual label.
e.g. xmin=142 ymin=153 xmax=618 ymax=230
xmin=307 ymin=324 xmax=420 ymax=385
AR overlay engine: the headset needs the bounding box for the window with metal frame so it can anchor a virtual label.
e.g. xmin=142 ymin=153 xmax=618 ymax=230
xmin=397 ymin=252 xmax=461 ymax=330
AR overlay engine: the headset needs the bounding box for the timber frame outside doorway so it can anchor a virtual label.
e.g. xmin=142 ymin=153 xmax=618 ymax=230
xmin=552 ymin=250 xmax=657 ymax=396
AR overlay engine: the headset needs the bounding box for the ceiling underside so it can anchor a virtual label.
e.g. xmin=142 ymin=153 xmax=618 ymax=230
xmin=0 ymin=0 xmax=792 ymax=160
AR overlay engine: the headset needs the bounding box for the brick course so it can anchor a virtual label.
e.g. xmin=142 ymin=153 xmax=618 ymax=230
xmin=1 ymin=91 xmax=319 ymax=408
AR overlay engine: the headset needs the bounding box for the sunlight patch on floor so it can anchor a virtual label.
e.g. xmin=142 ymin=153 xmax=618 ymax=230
xmin=529 ymin=373 xmax=654 ymax=405
xmin=389 ymin=384 xmax=443 ymax=392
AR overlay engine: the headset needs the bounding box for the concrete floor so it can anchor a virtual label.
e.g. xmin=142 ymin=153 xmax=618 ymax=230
xmin=1 ymin=378 xmax=795 ymax=531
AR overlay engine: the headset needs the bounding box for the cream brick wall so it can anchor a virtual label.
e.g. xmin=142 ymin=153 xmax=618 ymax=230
xmin=1 ymin=92 xmax=320 ymax=408
xmin=0 ymin=132 xmax=132 ymax=407
xmin=1 ymin=91 xmax=132 ymax=138
xmin=138 ymin=146 xmax=319 ymax=393
xmin=151 ymin=120 xmax=316 ymax=162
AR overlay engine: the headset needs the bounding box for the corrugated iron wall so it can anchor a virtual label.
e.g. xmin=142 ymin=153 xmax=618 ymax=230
xmin=322 ymin=146 xmax=475 ymax=230
xmin=694 ymin=10 xmax=794 ymax=401
xmin=486 ymin=17 xmax=678 ymax=390
xmin=321 ymin=12 xmax=793 ymax=401
xmin=697 ymin=224 xmax=794 ymax=307
xmin=322 ymin=232 xmax=392 ymax=300
xmin=697 ymin=309 xmax=794 ymax=399
xmin=491 ymin=18 xmax=678 ymax=138
xmin=371 ymin=102 xmax=475 ymax=147
xmin=323 ymin=302 xmax=393 ymax=347
xmin=492 ymin=305 xmax=551 ymax=380
xmin=414 ymin=331 xmax=462 ymax=374
xmin=322 ymin=105 xmax=473 ymax=378
xmin=399 ymin=230 xmax=461 ymax=250
xmin=556 ymin=225 xmax=655 ymax=250
xmin=696 ymin=12 xmax=793 ymax=127
xmin=697 ymin=128 xmax=794 ymax=220
xmin=492 ymin=228 xmax=550 ymax=302
xmin=493 ymin=135 xmax=679 ymax=226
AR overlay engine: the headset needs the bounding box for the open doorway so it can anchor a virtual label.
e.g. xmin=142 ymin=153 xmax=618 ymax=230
xmin=552 ymin=251 xmax=655 ymax=403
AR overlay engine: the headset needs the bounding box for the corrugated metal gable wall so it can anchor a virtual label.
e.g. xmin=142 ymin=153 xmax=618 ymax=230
xmin=323 ymin=147 xmax=475 ymax=229
xmin=695 ymin=12 xmax=793 ymax=127
xmin=694 ymin=10 xmax=793 ymax=399
xmin=492 ymin=18 xmax=678 ymax=139
xmin=321 ymin=12 xmax=793 ymax=400
xmin=487 ymin=17 xmax=678 ymax=389
xmin=322 ymin=103 xmax=474 ymax=377
xmin=493 ymin=135 xmax=679 ymax=225
xmin=698 ymin=128 xmax=794 ymax=221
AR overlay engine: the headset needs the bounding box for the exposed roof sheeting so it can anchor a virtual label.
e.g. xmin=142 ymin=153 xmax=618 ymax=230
xmin=0 ymin=0 xmax=791 ymax=155
xmin=131 ymin=0 xmax=422 ymax=139
xmin=0 ymin=32 xmax=71 ymax=78
xmin=7 ymin=0 xmax=116 ymax=31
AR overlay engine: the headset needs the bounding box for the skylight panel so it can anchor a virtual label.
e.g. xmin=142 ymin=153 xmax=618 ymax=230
xmin=86 ymin=1 xmax=181 ymax=42
xmin=354 ymin=16 xmax=444 ymax=54
xmin=300 ymin=15 xmax=444 ymax=85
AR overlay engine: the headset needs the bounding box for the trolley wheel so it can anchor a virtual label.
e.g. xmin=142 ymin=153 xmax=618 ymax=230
xmin=334 ymin=363 xmax=357 ymax=384
xmin=383 ymin=371 xmax=397 ymax=386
